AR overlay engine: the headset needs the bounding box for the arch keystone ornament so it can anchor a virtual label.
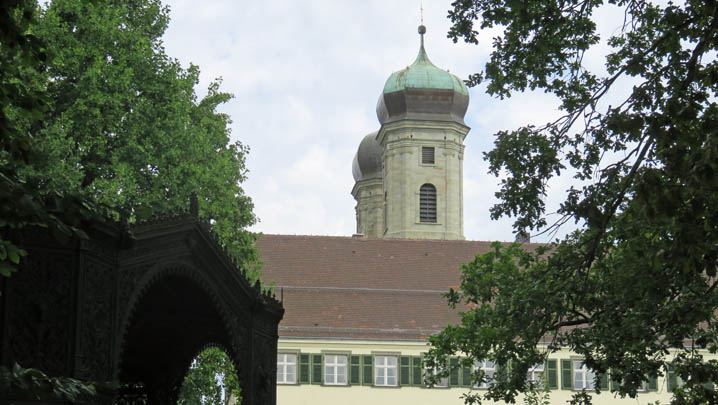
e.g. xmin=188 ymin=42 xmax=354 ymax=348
xmin=1 ymin=208 xmax=284 ymax=405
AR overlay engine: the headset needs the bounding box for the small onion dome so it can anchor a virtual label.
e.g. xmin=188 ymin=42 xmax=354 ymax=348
xmin=377 ymin=25 xmax=469 ymax=125
xmin=352 ymin=131 xmax=382 ymax=182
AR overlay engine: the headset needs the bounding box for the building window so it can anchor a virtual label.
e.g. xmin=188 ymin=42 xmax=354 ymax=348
xmin=667 ymin=364 xmax=684 ymax=392
xmin=419 ymin=184 xmax=437 ymax=223
xmin=374 ymin=355 xmax=398 ymax=386
xmin=422 ymin=146 xmax=435 ymax=164
xmin=277 ymin=353 xmax=297 ymax=384
xmin=527 ymin=363 xmax=544 ymax=385
xmin=324 ymin=354 xmax=348 ymax=385
xmin=424 ymin=365 xmax=448 ymax=387
xmin=573 ymin=360 xmax=595 ymax=390
xmin=474 ymin=360 xmax=496 ymax=389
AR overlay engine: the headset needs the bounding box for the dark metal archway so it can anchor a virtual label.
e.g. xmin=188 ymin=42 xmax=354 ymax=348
xmin=0 ymin=211 xmax=283 ymax=405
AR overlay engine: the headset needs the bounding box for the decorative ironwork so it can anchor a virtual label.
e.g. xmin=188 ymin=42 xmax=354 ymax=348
xmin=1 ymin=208 xmax=283 ymax=405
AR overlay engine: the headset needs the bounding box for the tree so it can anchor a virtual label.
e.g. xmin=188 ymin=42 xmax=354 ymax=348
xmin=3 ymin=0 xmax=259 ymax=276
xmin=1 ymin=0 xmax=260 ymax=400
xmin=427 ymin=1 xmax=718 ymax=404
xmin=0 ymin=0 xmax=104 ymax=400
xmin=178 ymin=347 xmax=241 ymax=405
xmin=28 ymin=0 xmax=259 ymax=275
xmin=0 ymin=0 xmax=97 ymax=278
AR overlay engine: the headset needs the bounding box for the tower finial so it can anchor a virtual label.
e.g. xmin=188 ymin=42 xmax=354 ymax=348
xmin=418 ymin=2 xmax=426 ymax=46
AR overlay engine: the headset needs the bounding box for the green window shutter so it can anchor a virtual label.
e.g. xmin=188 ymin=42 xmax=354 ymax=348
xmin=350 ymin=355 xmax=361 ymax=385
xmin=599 ymin=372 xmax=609 ymax=391
xmin=311 ymin=354 xmax=322 ymax=384
xmin=546 ymin=359 xmax=558 ymax=389
xmin=462 ymin=363 xmax=472 ymax=387
xmin=561 ymin=359 xmax=573 ymax=390
xmin=411 ymin=356 xmax=423 ymax=386
xmin=449 ymin=358 xmax=460 ymax=386
xmin=299 ymin=354 xmax=310 ymax=384
xmin=400 ymin=356 xmax=411 ymax=386
xmin=362 ymin=355 xmax=373 ymax=386
xmin=667 ymin=365 xmax=677 ymax=392
xmin=648 ymin=375 xmax=658 ymax=391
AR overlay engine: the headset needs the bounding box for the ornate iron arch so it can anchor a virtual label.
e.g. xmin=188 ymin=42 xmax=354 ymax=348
xmin=116 ymin=262 xmax=247 ymax=404
xmin=116 ymin=261 xmax=239 ymax=373
xmin=0 ymin=211 xmax=283 ymax=405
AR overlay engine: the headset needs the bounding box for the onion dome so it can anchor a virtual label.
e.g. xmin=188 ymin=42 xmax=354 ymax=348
xmin=376 ymin=25 xmax=469 ymax=125
xmin=352 ymin=131 xmax=382 ymax=182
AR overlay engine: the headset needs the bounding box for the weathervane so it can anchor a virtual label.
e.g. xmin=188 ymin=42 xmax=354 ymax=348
xmin=420 ymin=2 xmax=424 ymax=25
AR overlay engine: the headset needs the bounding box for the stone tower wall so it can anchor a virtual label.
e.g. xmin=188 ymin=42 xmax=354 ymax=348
xmin=378 ymin=119 xmax=468 ymax=240
xmin=351 ymin=178 xmax=384 ymax=238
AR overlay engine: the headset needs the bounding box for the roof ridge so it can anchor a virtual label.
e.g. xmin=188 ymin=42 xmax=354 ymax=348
xmin=257 ymin=234 xmax=548 ymax=246
xmin=259 ymin=234 xmax=501 ymax=242
xmin=276 ymin=285 xmax=448 ymax=294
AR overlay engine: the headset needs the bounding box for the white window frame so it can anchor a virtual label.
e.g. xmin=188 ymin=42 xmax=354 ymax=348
xmin=527 ymin=363 xmax=544 ymax=385
xmin=473 ymin=360 xmax=496 ymax=389
xmin=277 ymin=353 xmax=297 ymax=384
xmin=572 ymin=360 xmax=595 ymax=390
xmin=324 ymin=354 xmax=348 ymax=385
xmin=374 ymin=355 xmax=398 ymax=387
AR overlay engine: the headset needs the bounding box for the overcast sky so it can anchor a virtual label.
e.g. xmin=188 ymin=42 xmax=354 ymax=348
xmin=160 ymin=0 xmax=587 ymax=242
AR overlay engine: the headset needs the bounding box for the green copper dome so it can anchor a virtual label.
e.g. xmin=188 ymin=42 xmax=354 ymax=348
xmin=376 ymin=25 xmax=470 ymax=125
xmin=382 ymin=29 xmax=468 ymax=96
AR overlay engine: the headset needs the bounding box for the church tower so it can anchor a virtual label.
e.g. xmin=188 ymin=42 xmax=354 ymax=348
xmin=351 ymin=131 xmax=384 ymax=238
xmin=352 ymin=25 xmax=470 ymax=240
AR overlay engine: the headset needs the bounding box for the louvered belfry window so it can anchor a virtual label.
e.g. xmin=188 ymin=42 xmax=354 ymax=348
xmin=419 ymin=183 xmax=437 ymax=223
xmin=422 ymin=146 xmax=435 ymax=164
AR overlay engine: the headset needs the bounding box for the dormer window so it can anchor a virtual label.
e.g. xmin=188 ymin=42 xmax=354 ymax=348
xmin=419 ymin=184 xmax=437 ymax=223
xmin=422 ymin=147 xmax=435 ymax=164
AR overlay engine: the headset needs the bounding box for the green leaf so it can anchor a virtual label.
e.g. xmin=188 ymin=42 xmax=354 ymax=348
xmin=0 ymin=261 xmax=17 ymax=277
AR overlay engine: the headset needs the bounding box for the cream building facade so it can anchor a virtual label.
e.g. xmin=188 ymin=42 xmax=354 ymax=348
xmin=257 ymin=25 xmax=712 ymax=405
xmin=272 ymin=339 xmax=679 ymax=405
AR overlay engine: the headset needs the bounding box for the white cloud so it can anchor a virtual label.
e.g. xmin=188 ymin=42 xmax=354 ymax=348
xmin=161 ymin=0 xmax=626 ymax=243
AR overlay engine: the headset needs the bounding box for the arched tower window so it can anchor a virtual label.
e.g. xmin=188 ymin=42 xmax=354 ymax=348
xmin=419 ymin=183 xmax=437 ymax=223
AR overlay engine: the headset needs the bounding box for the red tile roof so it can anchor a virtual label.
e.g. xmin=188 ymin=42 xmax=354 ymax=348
xmin=257 ymin=235 xmax=539 ymax=340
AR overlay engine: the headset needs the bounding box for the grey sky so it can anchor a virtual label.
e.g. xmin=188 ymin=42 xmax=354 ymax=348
xmin=161 ymin=0 xmax=576 ymax=242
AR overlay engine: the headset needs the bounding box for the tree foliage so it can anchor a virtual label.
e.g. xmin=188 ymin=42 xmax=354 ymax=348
xmin=428 ymin=1 xmax=718 ymax=404
xmin=178 ymin=347 xmax=241 ymax=405
xmin=2 ymin=0 xmax=260 ymax=277
xmin=30 ymin=0 xmax=259 ymax=273
xmin=0 ymin=0 xmax=97 ymax=277
xmin=1 ymin=0 xmax=260 ymax=400
xmin=0 ymin=363 xmax=98 ymax=401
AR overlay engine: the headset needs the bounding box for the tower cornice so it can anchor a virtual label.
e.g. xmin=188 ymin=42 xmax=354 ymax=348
xmin=376 ymin=118 xmax=469 ymax=146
